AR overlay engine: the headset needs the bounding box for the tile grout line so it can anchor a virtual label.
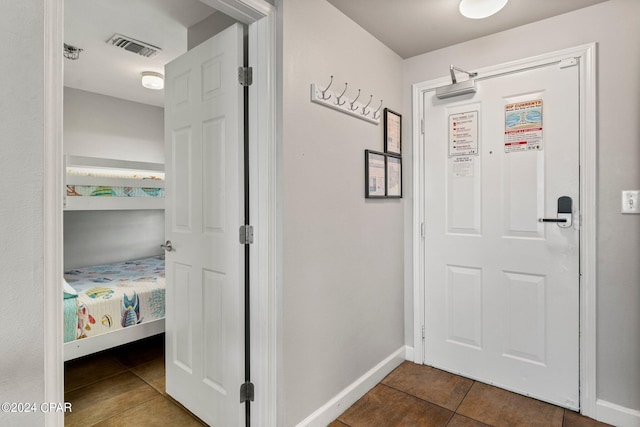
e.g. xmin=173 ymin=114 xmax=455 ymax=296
xmin=453 ymin=379 xmax=475 ymax=413
xmin=65 ymin=353 xmax=166 ymax=425
xmin=443 ymin=411 xmax=456 ymax=427
xmin=451 ymin=380 xmax=499 ymax=427
xmin=66 ymin=371 xmax=164 ymax=426
xmin=381 ymin=380 xmax=496 ymax=427
xmin=65 ymin=353 xmax=159 ymax=395
xmin=85 ymin=394 xmax=166 ymax=427
xmin=64 ymin=367 xmax=130 ymax=394
xmin=127 ymin=362 xmax=167 ymax=395
xmin=378 ymin=383 xmax=457 ymax=415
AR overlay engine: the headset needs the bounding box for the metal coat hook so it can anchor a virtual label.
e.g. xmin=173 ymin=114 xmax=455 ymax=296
xmin=334 ymin=82 xmax=348 ymax=106
xmin=361 ymin=95 xmax=373 ymax=116
xmin=349 ymin=89 xmax=361 ymax=111
xmin=373 ymin=100 xmax=383 ymax=120
xmin=310 ymin=80 xmax=380 ymax=125
xmin=319 ymin=75 xmax=333 ymax=100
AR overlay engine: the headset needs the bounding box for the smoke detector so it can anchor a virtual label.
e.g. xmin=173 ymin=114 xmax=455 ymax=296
xmin=106 ymin=33 xmax=161 ymax=58
xmin=63 ymin=43 xmax=83 ymax=60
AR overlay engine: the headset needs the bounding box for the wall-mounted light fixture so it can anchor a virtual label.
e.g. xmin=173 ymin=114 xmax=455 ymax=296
xmin=459 ymin=0 xmax=508 ymax=19
xmin=141 ymin=71 xmax=164 ymax=90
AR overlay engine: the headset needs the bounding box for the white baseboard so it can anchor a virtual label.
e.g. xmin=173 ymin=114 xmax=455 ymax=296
xmin=596 ymin=399 xmax=640 ymax=427
xmin=295 ymin=346 xmax=407 ymax=427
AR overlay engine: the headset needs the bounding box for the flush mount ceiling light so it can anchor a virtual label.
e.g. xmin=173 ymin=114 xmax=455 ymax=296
xmin=459 ymin=0 xmax=508 ymax=19
xmin=141 ymin=71 xmax=164 ymax=90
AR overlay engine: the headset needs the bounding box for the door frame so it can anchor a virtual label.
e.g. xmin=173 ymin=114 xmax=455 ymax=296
xmin=411 ymin=44 xmax=597 ymax=417
xmin=43 ymin=1 xmax=278 ymax=426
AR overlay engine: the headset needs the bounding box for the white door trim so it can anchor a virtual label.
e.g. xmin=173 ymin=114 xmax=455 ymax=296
xmin=411 ymin=44 xmax=597 ymax=418
xmin=44 ymin=0 xmax=64 ymax=425
xmin=43 ymin=1 xmax=278 ymax=426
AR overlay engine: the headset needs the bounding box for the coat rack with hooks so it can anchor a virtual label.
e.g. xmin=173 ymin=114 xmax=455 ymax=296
xmin=310 ymin=76 xmax=382 ymax=125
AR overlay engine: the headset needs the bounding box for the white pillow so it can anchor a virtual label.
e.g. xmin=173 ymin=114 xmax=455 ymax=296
xmin=63 ymin=279 xmax=77 ymax=298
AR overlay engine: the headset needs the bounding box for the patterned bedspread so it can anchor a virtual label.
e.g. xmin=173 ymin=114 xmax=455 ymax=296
xmin=64 ymin=255 xmax=165 ymax=342
xmin=66 ymin=185 xmax=164 ymax=198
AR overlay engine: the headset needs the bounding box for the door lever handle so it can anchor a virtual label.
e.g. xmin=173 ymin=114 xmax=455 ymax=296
xmin=540 ymin=196 xmax=573 ymax=228
xmin=539 ymin=218 xmax=568 ymax=223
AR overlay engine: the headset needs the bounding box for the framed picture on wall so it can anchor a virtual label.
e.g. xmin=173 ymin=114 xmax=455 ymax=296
xmin=384 ymin=108 xmax=402 ymax=156
xmin=365 ymin=150 xmax=386 ymax=198
xmin=386 ymin=155 xmax=402 ymax=198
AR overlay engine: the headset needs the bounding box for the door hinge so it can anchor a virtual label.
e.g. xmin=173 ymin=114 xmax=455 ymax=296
xmin=239 ymin=224 xmax=254 ymax=245
xmin=240 ymin=381 xmax=255 ymax=403
xmin=421 ymin=325 xmax=425 ymax=339
xmin=420 ymin=118 xmax=425 ymax=135
xmin=238 ymin=66 xmax=253 ymax=86
xmin=559 ymin=57 xmax=578 ymax=69
xmin=420 ymin=222 xmax=425 ymax=239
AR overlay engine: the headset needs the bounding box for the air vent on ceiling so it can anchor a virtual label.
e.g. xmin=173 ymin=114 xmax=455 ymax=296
xmin=106 ymin=33 xmax=161 ymax=58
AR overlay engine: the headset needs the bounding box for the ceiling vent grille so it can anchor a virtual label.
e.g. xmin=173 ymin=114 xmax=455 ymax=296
xmin=106 ymin=33 xmax=161 ymax=58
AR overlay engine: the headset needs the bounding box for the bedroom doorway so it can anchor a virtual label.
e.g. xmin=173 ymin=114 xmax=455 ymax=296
xmin=52 ymin=0 xmax=277 ymax=425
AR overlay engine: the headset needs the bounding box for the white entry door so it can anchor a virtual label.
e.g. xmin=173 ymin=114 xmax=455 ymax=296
xmin=423 ymin=61 xmax=580 ymax=408
xmin=164 ymin=23 xmax=245 ymax=426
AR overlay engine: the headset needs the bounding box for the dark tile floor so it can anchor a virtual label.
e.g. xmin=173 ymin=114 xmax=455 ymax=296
xmin=64 ymin=334 xmax=204 ymax=427
xmin=66 ymin=338 xmax=612 ymax=427
xmin=331 ymin=361 xmax=613 ymax=427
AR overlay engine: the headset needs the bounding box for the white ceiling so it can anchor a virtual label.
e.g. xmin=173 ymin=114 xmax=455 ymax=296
xmin=64 ymin=0 xmax=217 ymax=107
xmin=326 ymin=0 xmax=609 ymax=59
xmin=65 ymin=0 xmax=609 ymax=106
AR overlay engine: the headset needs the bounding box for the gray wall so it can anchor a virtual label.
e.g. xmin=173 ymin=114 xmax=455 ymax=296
xmin=0 ymin=1 xmax=46 ymax=425
xmin=279 ymin=0 xmax=404 ymax=424
xmin=64 ymin=88 xmax=165 ymax=268
xmin=403 ymin=0 xmax=640 ymax=412
xmin=64 ymin=87 xmax=164 ymax=163
xmin=64 ymin=210 xmax=164 ymax=269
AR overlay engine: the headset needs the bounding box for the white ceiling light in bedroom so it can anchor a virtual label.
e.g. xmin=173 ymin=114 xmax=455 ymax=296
xmin=141 ymin=71 xmax=164 ymax=90
xmin=459 ymin=0 xmax=509 ymax=19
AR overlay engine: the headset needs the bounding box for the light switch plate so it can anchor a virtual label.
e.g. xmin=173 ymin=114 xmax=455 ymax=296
xmin=622 ymin=190 xmax=640 ymax=214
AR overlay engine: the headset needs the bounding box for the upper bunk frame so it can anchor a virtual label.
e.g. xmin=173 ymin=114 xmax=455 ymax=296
xmin=64 ymin=155 xmax=165 ymax=211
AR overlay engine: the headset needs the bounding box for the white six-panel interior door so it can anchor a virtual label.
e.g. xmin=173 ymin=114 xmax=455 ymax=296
xmin=422 ymin=59 xmax=580 ymax=409
xmin=164 ymin=23 xmax=245 ymax=427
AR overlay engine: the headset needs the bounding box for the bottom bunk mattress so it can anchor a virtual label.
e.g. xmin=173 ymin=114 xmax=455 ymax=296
xmin=64 ymin=255 xmax=165 ymax=342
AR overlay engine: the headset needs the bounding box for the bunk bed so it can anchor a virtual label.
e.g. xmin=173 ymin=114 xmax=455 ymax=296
xmin=63 ymin=155 xmax=166 ymax=361
xmin=64 ymin=155 xmax=164 ymax=210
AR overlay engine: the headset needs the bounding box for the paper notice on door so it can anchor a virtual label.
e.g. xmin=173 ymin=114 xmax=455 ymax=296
xmin=452 ymin=156 xmax=474 ymax=177
xmin=504 ymin=99 xmax=543 ymax=153
xmin=449 ymin=111 xmax=478 ymax=156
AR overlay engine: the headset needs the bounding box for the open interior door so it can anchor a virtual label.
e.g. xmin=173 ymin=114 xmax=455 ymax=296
xmin=164 ymin=23 xmax=245 ymax=426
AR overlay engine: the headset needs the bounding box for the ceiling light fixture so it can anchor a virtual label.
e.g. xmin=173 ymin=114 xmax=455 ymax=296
xmin=141 ymin=71 xmax=164 ymax=90
xmin=459 ymin=0 xmax=508 ymax=19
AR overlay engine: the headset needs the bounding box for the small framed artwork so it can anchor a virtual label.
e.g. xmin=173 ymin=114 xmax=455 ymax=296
xmin=384 ymin=108 xmax=402 ymax=156
xmin=365 ymin=150 xmax=386 ymax=198
xmin=386 ymin=155 xmax=402 ymax=198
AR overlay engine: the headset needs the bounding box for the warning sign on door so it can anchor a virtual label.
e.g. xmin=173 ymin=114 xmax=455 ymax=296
xmin=504 ymin=99 xmax=543 ymax=153
xmin=449 ymin=111 xmax=478 ymax=157
xmin=452 ymin=156 xmax=475 ymax=177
